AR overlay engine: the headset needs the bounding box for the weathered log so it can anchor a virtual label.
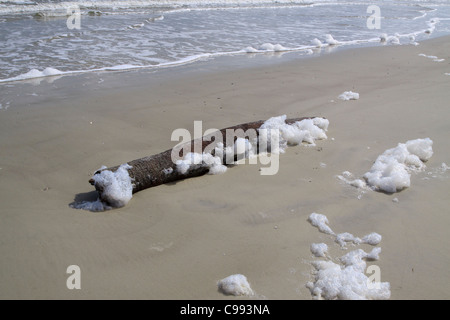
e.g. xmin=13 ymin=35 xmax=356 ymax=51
xmin=89 ymin=117 xmax=317 ymax=207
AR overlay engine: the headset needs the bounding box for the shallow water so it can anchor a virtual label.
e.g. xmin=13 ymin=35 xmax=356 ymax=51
xmin=1 ymin=0 xmax=450 ymax=82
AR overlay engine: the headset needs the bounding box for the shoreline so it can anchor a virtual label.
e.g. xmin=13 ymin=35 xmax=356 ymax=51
xmin=0 ymin=35 xmax=449 ymax=299
xmin=1 ymin=33 xmax=447 ymax=113
xmin=2 ymin=0 xmax=447 ymax=86
xmin=0 ymin=33 xmax=446 ymax=101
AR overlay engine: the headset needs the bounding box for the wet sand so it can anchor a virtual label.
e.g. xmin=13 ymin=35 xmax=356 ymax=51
xmin=0 ymin=36 xmax=449 ymax=299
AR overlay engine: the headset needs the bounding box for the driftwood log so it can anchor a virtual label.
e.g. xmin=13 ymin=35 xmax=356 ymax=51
xmin=89 ymin=117 xmax=314 ymax=204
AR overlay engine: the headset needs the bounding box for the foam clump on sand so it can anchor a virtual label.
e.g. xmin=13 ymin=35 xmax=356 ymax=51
xmin=441 ymin=163 xmax=450 ymax=172
xmin=307 ymin=258 xmax=390 ymax=300
xmin=338 ymin=138 xmax=433 ymax=193
xmin=335 ymin=232 xmax=382 ymax=248
xmin=259 ymin=115 xmax=329 ymax=150
xmin=307 ymin=213 xmax=382 ymax=250
xmin=338 ymin=91 xmax=360 ymax=101
xmin=308 ymin=213 xmax=335 ymax=235
xmin=419 ymin=53 xmax=445 ymax=62
xmin=306 ymin=213 xmax=390 ymax=300
xmin=310 ymin=243 xmax=328 ymax=258
xmin=335 ymin=232 xmax=361 ymax=247
xmin=217 ymin=274 xmax=254 ymax=296
xmin=337 ymin=171 xmax=367 ymax=189
xmin=363 ymin=138 xmax=433 ymax=193
xmin=72 ymin=164 xmax=133 ymax=211
xmin=362 ymin=232 xmax=382 ymax=246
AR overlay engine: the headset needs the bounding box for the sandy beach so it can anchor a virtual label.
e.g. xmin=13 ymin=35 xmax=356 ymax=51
xmin=0 ymin=36 xmax=449 ymax=300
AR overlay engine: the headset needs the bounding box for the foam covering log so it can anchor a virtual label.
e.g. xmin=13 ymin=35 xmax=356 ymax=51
xmin=89 ymin=117 xmax=313 ymax=203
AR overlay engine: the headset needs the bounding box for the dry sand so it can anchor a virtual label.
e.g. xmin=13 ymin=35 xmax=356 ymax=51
xmin=0 ymin=36 xmax=449 ymax=300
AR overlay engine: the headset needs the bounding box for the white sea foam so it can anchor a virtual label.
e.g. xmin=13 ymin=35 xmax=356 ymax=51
xmin=337 ymin=170 xmax=369 ymax=192
xmin=259 ymin=115 xmax=329 ymax=150
xmin=259 ymin=43 xmax=288 ymax=52
xmin=244 ymin=46 xmax=259 ymax=53
xmin=308 ymin=213 xmax=383 ymax=249
xmin=362 ymin=232 xmax=382 ymax=246
xmin=91 ymin=163 xmax=134 ymax=208
xmin=339 ymin=138 xmax=433 ymax=194
xmin=307 ymin=258 xmax=391 ymax=300
xmin=176 ymin=152 xmax=228 ymax=175
xmin=310 ymin=243 xmax=328 ymax=258
xmin=308 ymin=213 xmax=335 ymax=235
xmin=174 ymin=115 xmax=328 ymax=177
xmin=338 ymin=91 xmax=360 ymax=101
xmin=175 ymin=115 xmax=329 ymax=174
xmin=334 ymin=231 xmax=382 ymax=248
xmin=0 ymin=101 xmax=10 ymax=110
xmin=419 ymin=53 xmax=445 ymax=62
xmin=363 ymin=138 xmax=433 ymax=193
xmin=243 ymin=42 xmax=290 ymax=53
xmin=365 ymin=247 xmax=382 ymax=260
xmin=234 ymin=137 xmax=253 ymax=158
xmin=217 ymin=274 xmax=254 ymax=296
xmin=387 ymin=35 xmax=400 ymax=45
xmin=307 ymin=213 xmax=390 ymax=300
xmin=213 ymin=142 xmax=235 ymax=165
xmin=0 ymin=50 xmax=251 ymax=83
xmin=72 ymin=164 xmax=133 ymax=211
xmin=0 ymin=67 xmax=82 ymax=83
xmin=419 ymin=54 xmax=438 ymax=59
xmin=325 ymin=34 xmax=340 ymax=45
xmin=311 ymin=38 xmax=324 ymax=48
xmin=335 ymin=232 xmax=361 ymax=247
xmin=1 ymin=67 xmax=63 ymax=82
xmin=441 ymin=163 xmax=450 ymax=172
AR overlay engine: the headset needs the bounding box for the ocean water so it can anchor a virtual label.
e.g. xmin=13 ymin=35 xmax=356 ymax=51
xmin=0 ymin=0 xmax=450 ymax=83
